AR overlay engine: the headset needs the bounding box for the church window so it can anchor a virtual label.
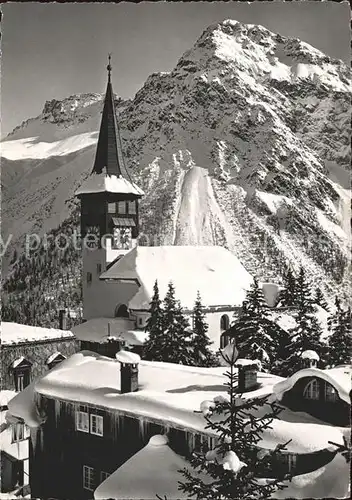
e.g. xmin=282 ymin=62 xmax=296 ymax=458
xmin=128 ymin=200 xmax=137 ymax=214
xmin=303 ymin=379 xmax=320 ymax=400
xmin=117 ymin=201 xmax=127 ymax=214
xmin=325 ymin=383 xmax=338 ymax=402
xmin=108 ymin=202 xmax=116 ymax=214
xmin=220 ymin=314 xmax=230 ymax=331
xmin=87 ymin=272 xmax=92 ymax=284
xmin=96 ymin=263 xmax=102 ymax=274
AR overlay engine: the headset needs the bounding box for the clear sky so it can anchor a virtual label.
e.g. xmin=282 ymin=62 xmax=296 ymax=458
xmin=1 ymin=1 xmax=350 ymax=138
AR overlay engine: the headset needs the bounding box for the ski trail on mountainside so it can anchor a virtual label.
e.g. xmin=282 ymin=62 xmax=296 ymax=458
xmin=173 ymin=165 xmax=238 ymax=248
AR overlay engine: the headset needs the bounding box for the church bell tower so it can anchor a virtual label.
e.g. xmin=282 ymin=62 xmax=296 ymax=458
xmin=75 ymin=56 xmax=144 ymax=319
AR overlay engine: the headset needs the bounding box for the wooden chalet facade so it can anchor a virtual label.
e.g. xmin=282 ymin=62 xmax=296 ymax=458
xmin=28 ymin=390 xmax=339 ymax=500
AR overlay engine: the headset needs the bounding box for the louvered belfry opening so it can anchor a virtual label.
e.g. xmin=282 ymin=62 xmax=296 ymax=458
xmin=92 ymin=60 xmax=122 ymax=177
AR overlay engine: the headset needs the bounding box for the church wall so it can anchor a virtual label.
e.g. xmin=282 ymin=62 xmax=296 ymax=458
xmin=83 ymin=276 xmax=139 ymax=320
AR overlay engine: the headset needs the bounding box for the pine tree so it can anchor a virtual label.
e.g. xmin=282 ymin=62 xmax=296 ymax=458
xmin=178 ymin=346 xmax=291 ymax=499
xmin=144 ymin=281 xmax=193 ymax=364
xmin=280 ymin=268 xmax=297 ymax=307
xmin=191 ymin=291 xmax=218 ymax=367
xmin=314 ymin=287 xmax=329 ymax=310
xmin=280 ymin=267 xmax=326 ymax=376
xmin=327 ymin=301 xmax=352 ymax=366
xmin=162 ymin=282 xmax=193 ymax=365
xmin=144 ymin=280 xmax=165 ymax=361
xmin=231 ymin=278 xmax=277 ymax=369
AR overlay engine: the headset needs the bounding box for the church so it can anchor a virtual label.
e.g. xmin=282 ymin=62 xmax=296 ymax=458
xmin=73 ymin=57 xmax=268 ymax=353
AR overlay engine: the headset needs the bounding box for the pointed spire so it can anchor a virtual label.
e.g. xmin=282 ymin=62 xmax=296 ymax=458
xmin=92 ymin=55 xmax=123 ymax=176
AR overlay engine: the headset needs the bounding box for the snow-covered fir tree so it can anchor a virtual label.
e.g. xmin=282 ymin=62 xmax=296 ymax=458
xmin=162 ymin=282 xmax=193 ymax=364
xmin=327 ymin=298 xmax=352 ymax=366
xmin=144 ymin=280 xmax=165 ymax=361
xmin=230 ymin=278 xmax=277 ymax=369
xmin=279 ymin=268 xmax=297 ymax=307
xmin=314 ymin=287 xmax=329 ymax=310
xmin=279 ymin=267 xmax=326 ymax=376
xmin=178 ymin=343 xmax=291 ymax=499
xmin=190 ymin=291 xmax=218 ymax=367
xmin=145 ymin=281 xmax=193 ymax=364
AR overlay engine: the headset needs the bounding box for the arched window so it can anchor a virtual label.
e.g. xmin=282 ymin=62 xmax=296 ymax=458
xmin=303 ymin=379 xmax=320 ymax=400
xmin=115 ymin=304 xmax=129 ymax=318
xmin=220 ymin=314 xmax=230 ymax=332
xmin=325 ymin=383 xmax=338 ymax=402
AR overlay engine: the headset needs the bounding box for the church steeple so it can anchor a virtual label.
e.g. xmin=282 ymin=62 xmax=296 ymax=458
xmin=92 ymin=54 xmax=123 ymax=176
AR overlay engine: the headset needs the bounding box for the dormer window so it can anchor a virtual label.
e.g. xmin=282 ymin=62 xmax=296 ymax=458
xmin=303 ymin=379 xmax=319 ymax=400
xmin=11 ymin=357 xmax=32 ymax=392
xmin=47 ymin=352 xmax=66 ymax=370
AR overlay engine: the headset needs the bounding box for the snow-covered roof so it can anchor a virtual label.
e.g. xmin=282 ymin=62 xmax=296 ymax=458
xmin=71 ymin=317 xmax=144 ymax=344
xmin=75 ymin=173 xmax=144 ymax=197
xmin=46 ymin=352 xmax=66 ymax=365
xmin=1 ymin=322 xmax=74 ymax=346
xmin=100 ymin=245 xmax=253 ymax=310
xmin=8 ymin=351 xmax=281 ymax=432
xmin=272 ymin=366 xmax=352 ymax=405
xmin=11 ymin=356 xmax=29 ymax=369
xmin=94 ymin=434 xmax=193 ymax=500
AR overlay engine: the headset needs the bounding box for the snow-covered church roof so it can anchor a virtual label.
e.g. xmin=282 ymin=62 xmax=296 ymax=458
xmin=94 ymin=434 xmax=194 ymax=500
xmin=100 ymin=245 xmax=253 ymax=310
xmin=1 ymin=322 xmax=75 ymax=346
xmin=272 ymin=366 xmax=352 ymax=405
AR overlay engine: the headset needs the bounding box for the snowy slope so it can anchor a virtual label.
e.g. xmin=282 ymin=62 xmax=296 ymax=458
xmin=1 ymin=20 xmax=351 ymax=303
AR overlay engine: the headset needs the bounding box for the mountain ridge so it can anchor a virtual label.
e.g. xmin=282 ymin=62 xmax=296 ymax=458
xmin=2 ymin=19 xmax=351 ymax=306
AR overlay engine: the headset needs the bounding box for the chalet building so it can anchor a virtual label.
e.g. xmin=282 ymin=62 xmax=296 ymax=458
xmin=0 ymin=322 xmax=79 ymax=393
xmin=73 ymin=58 xmax=257 ymax=354
xmin=8 ymin=350 xmax=350 ymax=500
xmin=0 ymin=391 xmax=30 ymax=497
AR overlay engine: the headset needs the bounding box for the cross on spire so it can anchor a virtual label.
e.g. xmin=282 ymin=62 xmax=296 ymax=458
xmin=107 ymin=53 xmax=112 ymax=82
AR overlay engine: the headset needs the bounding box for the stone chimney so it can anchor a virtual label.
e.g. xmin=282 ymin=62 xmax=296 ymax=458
xmin=59 ymin=309 xmax=67 ymax=330
xmin=301 ymin=350 xmax=320 ymax=369
xmin=116 ymin=350 xmax=141 ymax=394
xmin=235 ymin=359 xmax=261 ymax=392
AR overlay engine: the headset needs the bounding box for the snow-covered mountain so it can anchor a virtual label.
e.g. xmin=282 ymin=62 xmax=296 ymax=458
xmin=2 ymin=20 xmax=351 ymax=302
